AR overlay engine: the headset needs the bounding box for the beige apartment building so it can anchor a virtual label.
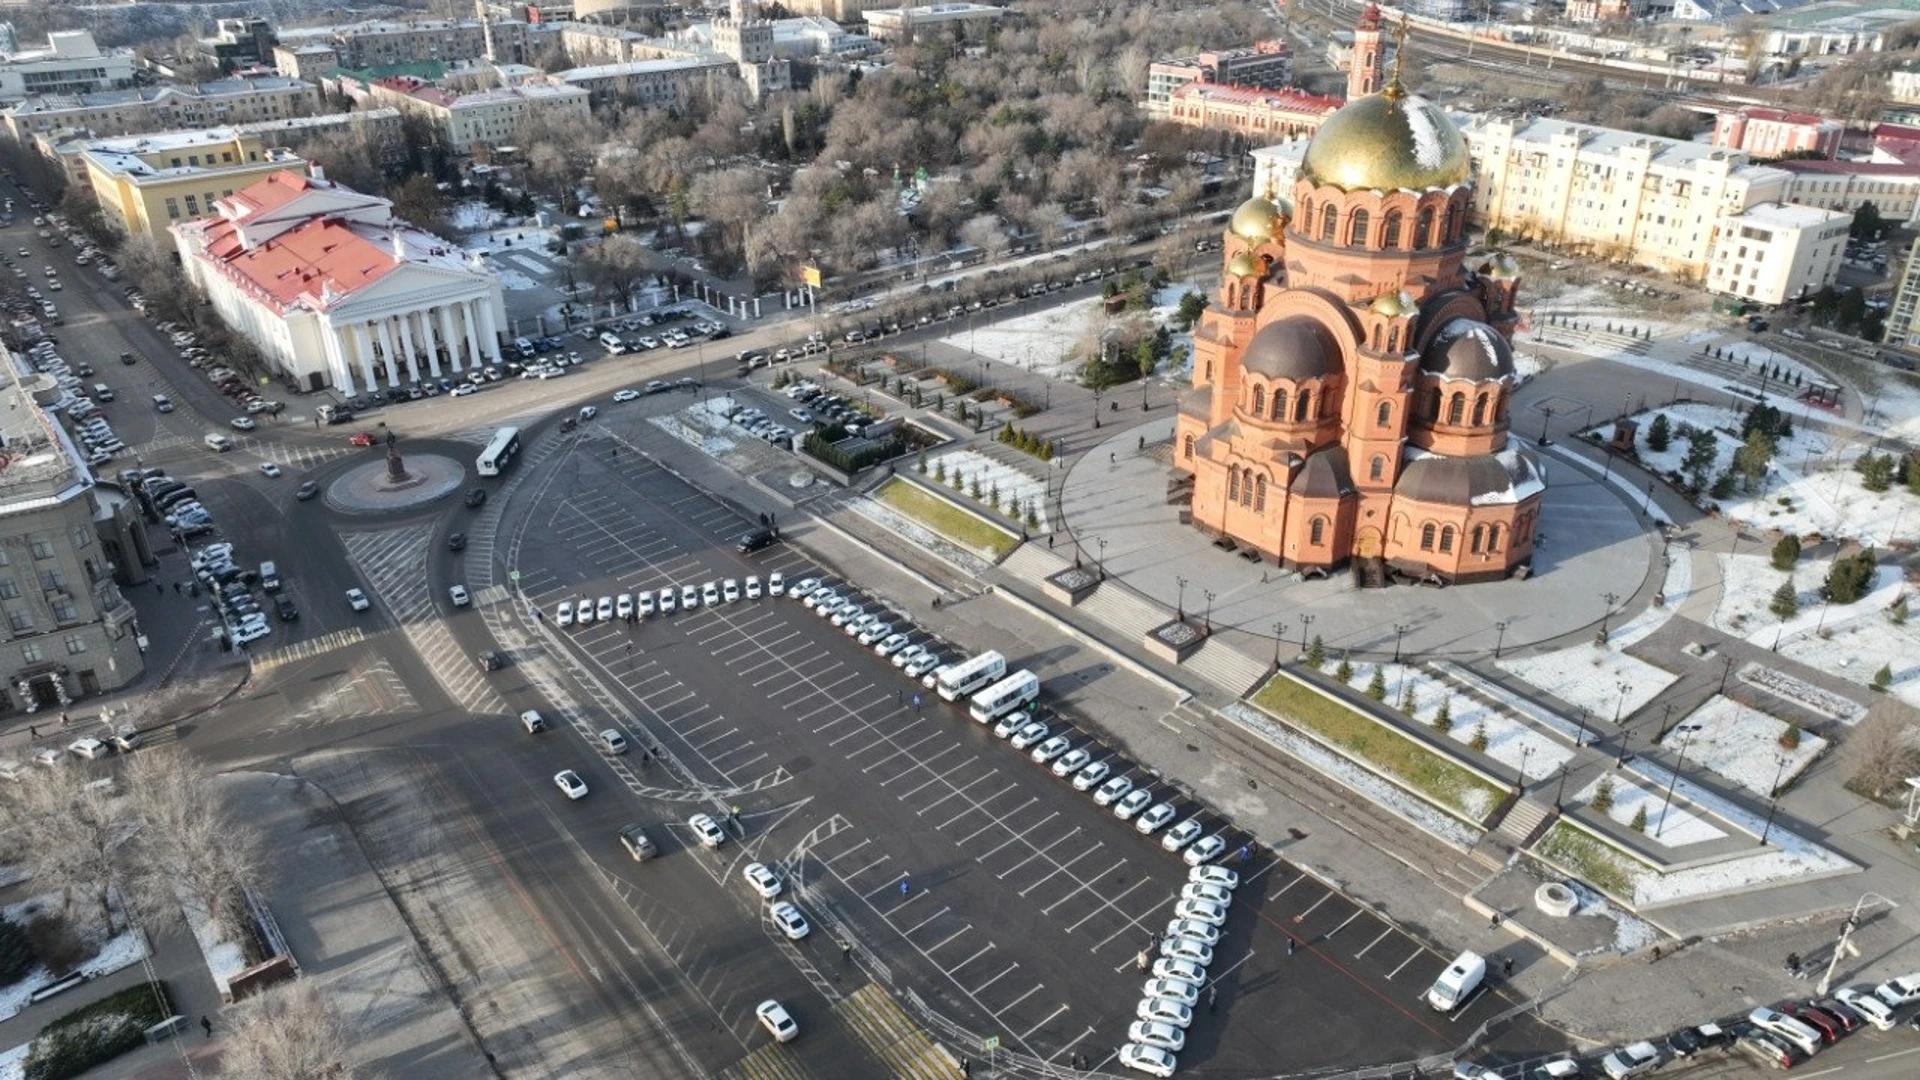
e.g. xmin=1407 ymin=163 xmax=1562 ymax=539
xmin=81 ymin=127 xmax=309 ymax=241
xmin=3 ymin=76 xmax=321 ymax=143
xmin=367 ymin=76 xmax=590 ymax=154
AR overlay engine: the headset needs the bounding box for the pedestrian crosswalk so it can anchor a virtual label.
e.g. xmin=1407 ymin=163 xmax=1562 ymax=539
xmin=251 ymin=628 xmax=369 ymax=675
xmin=833 ymin=984 xmax=961 ymax=1080
xmin=343 ymin=525 xmax=507 ymax=716
xmin=710 ymin=1044 xmax=813 ymax=1080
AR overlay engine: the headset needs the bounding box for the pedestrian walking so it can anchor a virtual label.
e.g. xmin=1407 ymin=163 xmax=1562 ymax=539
xmin=59 ymin=712 xmax=70 ymax=729
xmin=1108 ymin=452 xmax=1115 ymax=464
xmin=173 ymin=581 xmax=182 ymax=595
xmin=1489 ymin=911 xmax=1502 ymax=929
xmin=731 ymin=804 xmax=741 ymax=821
xmin=201 ymin=1016 xmax=212 ymax=1038
xmin=961 ymin=1059 xmax=970 ymax=1078
xmin=1208 ymin=987 xmax=1218 ymax=1014
xmin=896 ymin=688 xmax=903 ymax=706
xmin=1286 ymin=935 xmax=1295 ymax=957
xmin=28 ymin=724 xmax=36 ymax=738
xmin=1502 ymin=955 xmax=1514 ymax=977
xmin=154 ymin=580 xmax=164 ymax=595
xmin=841 ymin=941 xmax=852 ymax=962
xmin=900 ymin=878 xmax=911 ymax=897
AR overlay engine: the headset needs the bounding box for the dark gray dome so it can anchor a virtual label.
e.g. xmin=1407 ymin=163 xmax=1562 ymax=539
xmin=1420 ymin=318 xmax=1514 ymax=381
xmin=1242 ymin=316 xmax=1340 ymax=381
xmin=1395 ymin=450 xmax=1542 ymax=506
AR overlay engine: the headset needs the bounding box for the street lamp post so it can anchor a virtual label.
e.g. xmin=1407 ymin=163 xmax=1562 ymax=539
xmin=1203 ymin=589 xmax=1216 ymax=633
xmin=1176 ymin=576 xmax=1188 ymax=621
xmin=1816 ymin=893 xmax=1901 ymax=995
xmin=1096 ymin=537 xmax=1107 ymax=581
xmin=1599 ymin=591 xmax=1620 ymax=642
xmin=1612 ymin=681 xmax=1633 ymax=764
xmin=1093 ymin=384 xmax=1104 ymax=428
xmin=1299 ymin=614 xmax=1315 ymax=652
xmin=1393 ymin=623 xmax=1410 ymax=664
xmin=1654 ymin=724 xmax=1702 ymax=838
xmin=1273 ymin=621 xmax=1287 ymax=667
xmin=1493 ymin=619 xmax=1510 ymax=660
xmin=1759 ymin=754 xmax=1791 ymax=846
xmin=1539 ymin=404 xmax=1556 ymax=446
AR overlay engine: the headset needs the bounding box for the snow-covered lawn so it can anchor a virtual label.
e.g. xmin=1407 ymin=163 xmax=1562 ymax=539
xmin=649 ymin=399 xmax=741 ymax=459
xmin=0 ymin=1040 xmax=25 ymax=1080
xmin=1318 ymin=659 xmax=1572 ymax=780
xmin=1666 ymin=695 xmax=1828 ymax=796
xmin=1708 ymin=552 xmax=1830 ymax=637
xmin=1708 ymin=550 xmax=1911 ymax=706
xmin=0 ymin=892 xmax=150 ymax=1022
xmin=1608 ymin=402 xmax=1919 ymax=545
xmin=938 ymin=282 xmax=1200 ymax=383
xmin=922 ymin=449 xmax=1051 ymax=531
xmin=1569 ymin=774 xmax=1727 ymax=848
xmin=1772 ymin=615 xmax=1920 ymax=708
xmin=1496 ymin=644 xmax=1678 ymax=720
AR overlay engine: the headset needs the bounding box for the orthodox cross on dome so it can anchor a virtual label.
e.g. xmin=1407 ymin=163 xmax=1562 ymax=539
xmin=1386 ymin=14 xmax=1412 ymax=99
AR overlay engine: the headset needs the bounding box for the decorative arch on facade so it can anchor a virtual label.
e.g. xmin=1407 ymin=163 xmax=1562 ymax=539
xmin=1471 ymin=393 xmax=1487 ymax=426
xmin=1250 ymin=384 xmax=1265 ymax=416
xmin=1368 ymin=455 xmax=1385 ymax=481
xmin=1320 ymin=204 xmax=1338 ymax=242
xmin=1419 ymin=522 xmax=1436 ymax=551
xmin=1382 ymin=210 xmax=1402 ymax=250
xmin=1376 ymin=400 xmax=1392 ymax=427
xmin=1295 ymin=387 xmax=1313 ymax=422
xmin=1228 ymin=467 xmax=1240 ymax=502
xmin=1446 ymin=391 xmax=1465 ymax=425
xmin=1309 ymin=516 xmax=1327 ymax=546
xmin=1470 ymin=524 xmax=1485 ymax=554
xmin=1254 ymin=473 xmax=1268 ymax=511
xmin=1488 ymin=522 xmax=1503 ymax=550
xmin=1347 ymin=208 xmax=1370 ymax=248
xmin=1414 ymin=207 xmax=1434 ymax=250
xmin=1443 ymin=201 xmax=1461 ymax=243
xmin=1439 ymin=525 xmax=1455 ymax=554
xmin=1271 ymin=387 xmax=1288 ymax=420
xmin=1182 ymin=434 xmax=1195 ymax=460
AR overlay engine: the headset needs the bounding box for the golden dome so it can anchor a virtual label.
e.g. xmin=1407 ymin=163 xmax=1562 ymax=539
xmin=1300 ymin=88 xmax=1470 ymax=193
xmin=1370 ymin=290 xmax=1414 ymax=316
xmin=1478 ymin=252 xmax=1520 ymax=279
xmin=1227 ymin=250 xmax=1261 ymax=278
xmin=1230 ymin=197 xmax=1282 ymax=243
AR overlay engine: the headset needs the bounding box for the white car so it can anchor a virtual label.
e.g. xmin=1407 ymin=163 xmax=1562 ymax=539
xmin=1189 ymin=865 xmax=1239 ymax=890
xmin=1600 ymin=1042 xmax=1661 ymax=1080
xmin=1873 ymin=973 xmax=1920 ymax=1006
xmin=1030 ymin=735 xmax=1071 ymax=765
xmin=448 ymin=584 xmax=471 ymax=607
xmin=721 ymin=579 xmax=740 ymax=603
xmin=743 ymin=862 xmax=783 ymax=899
xmin=1135 ymin=802 xmax=1178 ymax=835
xmin=658 ymin=588 xmax=677 ymax=613
xmin=598 ymin=729 xmax=629 ymax=755
xmin=681 ymin=584 xmax=700 ymax=610
xmin=791 ymin=577 xmax=819 ymax=600
xmin=856 ymin=621 xmax=893 ymax=647
xmin=892 ymin=643 xmax=929 ymax=669
xmin=1141 ymin=978 xmax=1199 ymax=1009
xmin=1093 ymin=774 xmax=1133 ymax=805
xmin=844 ymin=612 xmax=878 ymax=637
xmin=1183 ymin=835 xmax=1227 ymax=867
xmin=744 ymin=575 xmax=763 ymax=600
xmin=574 ymin=598 xmax=595 ymax=625
xmin=1164 ymin=918 xmax=1220 ymax=947
xmin=904 ymin=652 xmax=941 ymax=678
xmin=755 ymin=999 xmax=798 ymax=1043
xmin=615 ymin=593 xmax=635 ymax=620
xmin=68 ymin=737 xmax=110 ymax=760
xmin=613 ymin=388 xmax=641 ymax=403
xmin=830 ymin=604 xmax=862 ymax=628
xmin=639 ymin=592 xmax=657 ymax=616
xmin=1073 ymin=760 xmax=1112 ymax=791
xmin=596 ymin=596 xmax=613 ymax=621
xmin=1159 ymin=935 xmax=1213 ymax=967
xmin=258 ymin=462 xmax=282 ymax=478
xmin=556 ymin=603 xmax=575 ymax=627
xmin=1119 ymin=1044 xmax=1175 ymax=1078
xmin=345 ymin=588 xmax=371 ymax=611
xmin=689 ymin=813 xmax=727 ymax=848
xmin=875 ymin=632 xmax=911 ymax=658
xmin=991 ymin=711 xmax=1028 ymax=739
xmin=1834 ymin=987 xmax=1896 ymax=1030
xmin=1113 ymin=788 xmax=1154 ymax=821
xmin=229 ymin=416 xmax=256 ymax=431
xmin=1152 ymin=956 xmax=1208 ymax=987
xmin=1174 ymin=898 xmax=1229 ymax=928
xmin=554 ymin=770 xmax=588 ymax=800
xmin=449 ymin=383 xmax=476 ymax=397
xmin=1009 ymin=722 xmax=1050 ymax=751
xmin=520 ymin=710 xmax=547 ymax=733
xmin=702 ymin=582 xmax=721 ymax=606
xmin=232 ymin=622 xmax=272 ymax=646
xmin=1182 ymin=881 xmax=1232 ymax=906
xmin=768 ymin=572 xmax=786 ymax=596
xmin=1049 ymin=748 xmax=1092 ymax=777
xmin=1161 ymin=819 xmax=1204 ymax=853
xmin=1135 ymin=995 xmax=1192 ymax=1029
xmin=769 ymin=901 xmax=810 ymax=940
xmin=1128 ymin=1020 xmax=1185 ymax=1054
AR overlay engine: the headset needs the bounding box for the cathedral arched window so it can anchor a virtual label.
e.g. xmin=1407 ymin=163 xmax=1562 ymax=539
xmin=1470 ymin=524 xmax=1485 ymax=554
xmin=1250 ymin=385 xmax=1265 ymax=416
xmin=1444 ymin=202 xmax=1462 ymax=241
xmin=1376 ymin=401 xmax=1392 ymax=427
xmin=1295 ymin=388 xmax=1312 ymax=422
xmin=1348 ymin=208 xmax=1370 ymax=247
xmin=1419 ymin=523 xmax=1436 ymax=551
xmin=1369 ymin=455 xmax=1385 ymax=482
xmin=1415 ymin=207 xmax=1434 ymax=250
xmin=1439 ymin=526 xmax=1455 ymax=554
xmin=1228 ymin=468 xmax=1240 ymax=501
xmin=1255 ymin=474 xmax=1267 ymax=511
xmin=1320 ymin=204 xmax=1338 ymax=242
xmin=1182 ymin=434 xmax=1194 ymax=460
xmin=1243 ymin=469 xmax=1255 ymax=506
xmin=1383 ymin=211 xmax=1403 ymax=250
xmin=1446 ymin=392 xmax=1465 ymax=425
xmin=1309 ymin=517 xmax=1326 ymax=545
xmin=1425 ymin=390 xmax=1441 ymax=421
xmin=1488 ymin=523 xmax=1503 ymax=550
xmin=1370 ymin=324 xmax=1382 ymax=350
xmin=1272 ymin=388 xmax=1287 ymax=420
xmin=1471 ymin=394 xmax=1488 ymax=426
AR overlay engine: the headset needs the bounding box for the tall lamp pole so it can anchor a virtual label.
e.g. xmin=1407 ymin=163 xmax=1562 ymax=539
xmin=1758 ymin=754 xmax=1791 ymax=846
xmin=1176 ymin=576 xmax=1188 ymax=621
xmin=1538 ymin=404 xmax=1556 ymax=446
xmin=1654 ymin=724 xmax=1702 ymax=838
xmin=1299 ymin=614 xmax=1315 ymax=652
xmin=1203 ymin=589 xmax=1216 ymax=633
xmin=1493 ymin=619 xmax=1510 ymax=660
xmin=1816 ymin=893 xmax=1900 ymax=995
xmin=1393 ymin=623 xmax=1410 ymax=664
xmin=1599 ymin=591 xmax=1620 ymax=642
xmin=1273 ymin=621 xmax=1287 ymax=667
xmin=1095 ymin=537 xmax=1107 ymax=581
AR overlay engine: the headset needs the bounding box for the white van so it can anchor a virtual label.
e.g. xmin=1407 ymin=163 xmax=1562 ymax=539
xmin=1427 ymin=950 xmax=1486 ymax=1012
xmin=259 ymin=561 xmax=281 ymax=593
xmin=92 ymin=383 xmax=114 ymax=402
xmin=1747 ymin=1007 xmax=1821 ymax=1056
xmin=152 ymin=394 xmax=174 ymax=413
xmin=599 ymin=331 xmax=625 ymax=354
xmin=204 ymin=433 xmax=233 ymax=452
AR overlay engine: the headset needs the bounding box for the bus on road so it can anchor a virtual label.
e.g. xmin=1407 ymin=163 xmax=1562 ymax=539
xmin=476 ymin=426 xmax=521 ymax=477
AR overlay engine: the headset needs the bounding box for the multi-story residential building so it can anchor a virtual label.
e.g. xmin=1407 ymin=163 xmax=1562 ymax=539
xmin=271 ymin=44 xmax=342 ymax=80
xmin=558 ymin=57 xmax=738 ymax=109
xmin=1882 ymin=235 xmax=1920 ymax=350
xmin=862 ymin=4 xmax=1007 ymax=43
xmin=173 ymin=170 xmax=507 ymax=395
xmin=1144 ymin=42 xmax=1293 ymax=119
xmin=81 ymin=127 xmax=309 ymax=242
xmin=1775 ymin=159 xmax=1920 ymax=224
xmin=1166 ymin=83 xmax=1340 ymax=141
xmin=367 ymin=76 xmax=590 ymax=154
xmin=201 ymin=18 xmax=280 ymax=72
xmin=0 ymin=360 xmax=147 ymax=709
xmin=278 ymin=17 xmax=530 ymax=70
xmin=786 ymin=0 xmax=906 ymax=24
xmin=2 ymin=76 xmax=321 ymax=143
xmin=1712 ymin=106 xmax=1844 ymax=160
xmin=1706 ymin=202 xmax=1851 ymax=305
xmin=235 ymin=108 xmax=407 ymax=169
xmin=559 ymin=23 xmax=654 ymax=65
xmin=0 ymin=30 xmax=136 ymax=103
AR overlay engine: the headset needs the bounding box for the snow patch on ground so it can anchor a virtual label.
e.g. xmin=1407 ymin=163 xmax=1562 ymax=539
xmin=847 ymin=492 xmax=994 ymax=577
xmin=937 ymin=281 xmax=1201 ymax=384
xmin=1772 ymin=613 xmax=1920 ymax=708
xmin=0 ymin=1040 xmax=25 ymax=1080
xmin=1570 ymin=775 xmax=1727 ymax=848
xmin=1708 ymin=552 xmax=1912 ymax=705
xmin=494 ymin=269 xmax=541 ymax=291
xmin=1562 ymin=880 xmax=1662 ymax=954
xmin=180 ymin=888 xmax=245 ymax=1000
xmin=922 ymin=449 xmax=1051 ymax=531
xmin=1496 ymin=645 xmax=1677 ymax=719
xmin=649 ymin=400 xmax=742 ymax=459
xmin=1317 ymin=659 xmax=1572 ymax=780
xmin=1224 ymin=702 xmax=1482 ymax=848
xmin=445 ymin=200 xmax=495 ymax=231
xmin=0 ymin=891 xmax=150 ymax=1022
xmin=1666 ymin=695 xmax=1827 ymax=796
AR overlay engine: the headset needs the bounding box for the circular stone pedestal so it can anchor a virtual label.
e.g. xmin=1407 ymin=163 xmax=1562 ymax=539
xmin=327 ymin=453 xmax=466 ymax=514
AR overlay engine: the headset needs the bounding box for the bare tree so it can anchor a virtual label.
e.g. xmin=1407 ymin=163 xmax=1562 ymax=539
xmin=216 ymin=979 xmax=366 ymax=1080
xmin=578 ymin=233 xmax=651 ymax=308
xmin=1846 ymin=699 xmax=1920 ymax=799
xmin=124 ymin=749 xmax=267 ymax=942
xmin=1 ymin=769 xmax=144 ymax=934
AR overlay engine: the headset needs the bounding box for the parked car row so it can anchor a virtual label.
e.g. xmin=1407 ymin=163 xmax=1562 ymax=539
xmin=560 ymin=569 xmax=787 ymax=629
xmin=780 ymin=380 xmax=882 ymax=437
xmin=191 ymin=541 xmax=291 ymax=647
xmin=720 ymin=401 xmax=798 ymax=448
xmin=788 ymin=577 xmax=947 ymax=681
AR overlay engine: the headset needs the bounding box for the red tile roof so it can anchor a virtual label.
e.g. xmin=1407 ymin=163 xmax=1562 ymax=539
xmin=194 ymin=213 xmax=399 ymax=313
xmin=222 ymin=170 xmax=317 ymax=222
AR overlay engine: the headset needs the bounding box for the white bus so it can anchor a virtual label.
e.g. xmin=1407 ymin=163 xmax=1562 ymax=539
xmin=969 ymin=670 xmax=1039 ymax=723
xmin=476 ymin=426 xmax=521 ymax=477
xmin=934 ymin=650 xmax=1006 ymax=702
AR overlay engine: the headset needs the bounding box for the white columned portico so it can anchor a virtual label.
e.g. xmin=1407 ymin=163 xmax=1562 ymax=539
xmin=460 ymin=302 xmax=483 ymax=370
xmin=437 ymin=305 xmax=463 ymax=372
xmin=375 ymin=319 xmax=401 ymax=385
xmin=417 ymin=310 xmax=443 ymax=378
xmin=322 ymin=322 xmax=356 ymax=395
xmin=351 ymin=322 xmax=379 ymax=390
xmin=475 ymin=298 xmax=502 ymax=362
xmin=395 ymin=314 xmax=422 ymax=383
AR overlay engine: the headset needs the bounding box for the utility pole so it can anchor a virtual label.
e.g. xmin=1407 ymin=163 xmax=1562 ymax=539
xmin=1816 ymin=893 xmax=1898 ymax=995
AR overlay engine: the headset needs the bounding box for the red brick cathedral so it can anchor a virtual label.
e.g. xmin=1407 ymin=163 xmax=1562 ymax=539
xmin=1172 ymin=39 xmax=1544 ymax=586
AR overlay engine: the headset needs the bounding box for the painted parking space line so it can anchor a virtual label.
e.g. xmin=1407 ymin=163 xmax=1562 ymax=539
xmin=992 ymin=826 xmax=1081 ymax=878
xmin=1387 ymin=947 xmax=1424 ymax=980
xmin=972 ymin=811 xmax=1058 ymax=861
xmin=944 ymin=943 xmax=995 ymax=975
xmin=861 ymin=730 xmax=947 ymax=773
xmin=845 ymin=854 xmax=893 ymax=883
xmin=818 ymin=838 xmax=872 ymax=867
xmin=954 ymin=797 xmax=1037 ymax=844
xmin=969 ymin=963 xmax=1019 ymax=995
xmin=1017 ymin=846 xmax=1105 ymax=897
xmin=879 ymin=745 xmax=961 ymax=788
xmin=1074 ymin=878 xmax=1152 ymax=936
xmin=1324 ymin=909 xmax=1364 ymax=940
xmin=899 ymin=906 xmax=952 ymax=937
xmin=1356 ymin=926 xmax=1395 ymax=959
xmin=1291 ymin=890 xmax=1334 ymax=923
xmin=1269 ymin=872 xmax=1310 ymax=900
xmin=922 ymin=924 xmax=974 ymax=955
xmin=1042 ymin=861 xmax=1125 ymax=915
xmin=1015 ymin=1001 xmax=1069 ymax=1043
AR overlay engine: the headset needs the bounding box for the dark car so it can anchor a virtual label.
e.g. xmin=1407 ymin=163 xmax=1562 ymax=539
xmin=295 ymin=481 xmax=320 ymax=501
xmin=119 ymin=351 xmax=137 ymax=365
xmin=477 ymin=650 xmax=505 ymax=672
xmin=447 ymin=532 xmax=467 ymax=552
xmin=1805 ymin=1000 xmax=1861 ymax=1034
xmin=1666 ymin=1022 xmax=1728 ymax=1058
xmin=464 ymin=488 xmax=487 ymax=508
xmin=274 ymin=596 xmax=299 ymax=621
xmin=736 ymin=528 xmax=777 ymax=553
xmin=1779 ymin=1002 xmax=1842 ymax=1043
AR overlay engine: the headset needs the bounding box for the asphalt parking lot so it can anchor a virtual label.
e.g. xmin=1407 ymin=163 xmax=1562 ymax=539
xmin=499 ymin=420 xmax=1550 ymax=1073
